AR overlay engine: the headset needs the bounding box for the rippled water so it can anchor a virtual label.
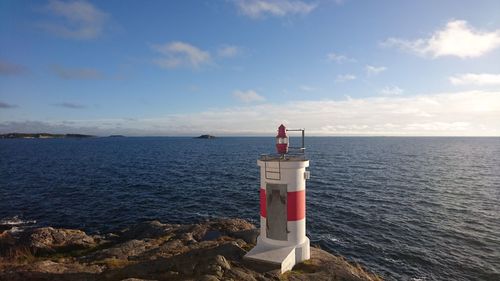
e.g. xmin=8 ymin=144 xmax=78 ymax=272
xmin=1 ymin=137 xmax=499 ymax=280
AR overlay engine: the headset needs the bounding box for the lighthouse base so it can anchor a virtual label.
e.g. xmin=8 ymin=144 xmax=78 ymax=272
xmin=243 ymin=237 xmax=310 ymax=273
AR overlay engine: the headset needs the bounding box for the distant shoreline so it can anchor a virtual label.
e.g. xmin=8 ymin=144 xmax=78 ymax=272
xmin=1 ymin=133 xmax=499 ymax=139
xmin=0 ymin=133 xmax=95 ymax=139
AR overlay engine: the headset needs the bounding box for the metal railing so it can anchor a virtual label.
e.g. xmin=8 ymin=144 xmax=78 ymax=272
xmin=286 ymin=128 xmax=305 ymax=153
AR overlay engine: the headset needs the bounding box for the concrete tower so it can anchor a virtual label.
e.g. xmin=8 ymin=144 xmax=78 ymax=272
xmin=244 ymin=124 xmax=310 ymax=273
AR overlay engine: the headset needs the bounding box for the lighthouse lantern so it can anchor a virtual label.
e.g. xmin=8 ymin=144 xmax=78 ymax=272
xmin=276 ymin=124 xmax=289 ymax=155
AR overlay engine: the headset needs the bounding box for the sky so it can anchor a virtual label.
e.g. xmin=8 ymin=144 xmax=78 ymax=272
xmin=1 ymin=0 xmax=500 ymax=136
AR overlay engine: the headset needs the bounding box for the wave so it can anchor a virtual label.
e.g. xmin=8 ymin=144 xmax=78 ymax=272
xmin=0 ymin=215 xmax=36 ymax=229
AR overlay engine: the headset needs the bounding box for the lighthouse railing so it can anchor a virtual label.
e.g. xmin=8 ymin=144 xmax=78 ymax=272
xmin=286 ymin=128 xmax=306 ymax=153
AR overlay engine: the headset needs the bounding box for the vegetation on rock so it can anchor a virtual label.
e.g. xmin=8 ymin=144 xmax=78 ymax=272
xmin=0 ymin=219 xmax=382 ymax=281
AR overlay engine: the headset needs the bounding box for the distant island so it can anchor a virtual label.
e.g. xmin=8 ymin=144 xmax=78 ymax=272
xmin=196 ymin=134 xmax=216 ymax=139
xmin=108 ymin=135 xmax=125 ymax=138
xmin=0 ymin=133 xmax=95 ymax=139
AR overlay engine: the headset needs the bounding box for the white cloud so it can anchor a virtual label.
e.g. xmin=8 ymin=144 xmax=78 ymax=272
xmin=152 ymin=41 xmax=211 ymax=69
xmin=40 ymin=0 xmax=108 ymax=40
xmin=326 ymin=52 xmax=354 ymax=63
xmin=233 ymin=90 xmax=266 ymax=103
xmin=4 ymin=91 xmax=499 ymax=136
xmin=335 ymin=74 xmax=356 ymax=82
xmin=382 ymin=20 xmax=500 ymax=58
xmin=380 ymin=86 xmax=403 ymax=96
xmin=218 ymin=45 xmax=242 ymax=58
xmin=233 ymin=0 xmax=317 ymax=18
xmin=450 ymin=73 xmax=500 ymax=86
xmin=366 ymin=65 xmax=387 ymax=76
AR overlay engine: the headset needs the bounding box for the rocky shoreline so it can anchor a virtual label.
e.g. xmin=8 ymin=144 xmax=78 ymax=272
xmin=0 ymin=218 xmax=382 ymax=281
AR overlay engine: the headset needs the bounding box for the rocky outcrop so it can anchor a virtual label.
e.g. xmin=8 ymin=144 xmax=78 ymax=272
xmin=0 ymin=218 xmax=382 ymax=281
xmin=20 ymin=227 xmax=96 ymax=255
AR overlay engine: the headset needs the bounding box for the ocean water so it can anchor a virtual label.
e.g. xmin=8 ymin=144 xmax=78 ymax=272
xmin=0 ymin=137 xmax=499 ymax=280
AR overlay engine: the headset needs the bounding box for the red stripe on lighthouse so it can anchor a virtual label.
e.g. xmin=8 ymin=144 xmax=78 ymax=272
xmin=260 ymin=188 xmax=266 ymax=217
xmin=287 ymin=190 xmax=305 ymax=221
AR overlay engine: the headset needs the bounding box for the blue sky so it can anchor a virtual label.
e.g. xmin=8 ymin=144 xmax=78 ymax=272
xmin=1 ymin=0 xmax=500 ymax=136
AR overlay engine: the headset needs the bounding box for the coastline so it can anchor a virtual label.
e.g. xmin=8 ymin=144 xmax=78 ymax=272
xmin=0 ymin=218 xmax=381 ymax=281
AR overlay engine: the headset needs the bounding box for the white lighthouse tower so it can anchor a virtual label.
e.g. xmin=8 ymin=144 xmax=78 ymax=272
xmin=244 ymin=124 xmax=311 ymax=273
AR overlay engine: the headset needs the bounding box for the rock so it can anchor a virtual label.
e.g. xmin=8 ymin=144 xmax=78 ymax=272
xmin=286 ymin=247 xmax=383 ymax=281
xmin=119 ymin=221 xmax=170 ymax=240
xmin=189 ymin=224 xmax=209 ymax=241
xmin=215 ymin=255 xmax=231 ymax=270
xmin=209 ymin=241 xmax=247 ymax=260
xmin=178 ymin=232 xmax=197 ymax=244
xmin=200 ymin=275 xmax=220 ymax=281
xmin=19 ymin=227 xmax=96 ymax=255
xmin=201 ymin=230 xmax=222 ymax=241
xmin=146 ymin=239 xmax=188 ymax=258
xmin=121 ymin=278 xmax=156 ymax=281
xmin=0 ymin=218 xmax=382 ymax=281
xmin=194 ymin=255 xmax=231 ymax=277
xmin=27 ymin=260 xmax=102 ymax=274
xmin=226 ymin=267 xmax=259 ymax=281
xmin=0 ymin=231 xmax=16 ymax=256
xmin=207 ymin=218 xmax=255 ymax=233
xmin=231 ymin=229 xmax=259 ymax=244
xmin=92 ymin=239 xmax=151 ymax=260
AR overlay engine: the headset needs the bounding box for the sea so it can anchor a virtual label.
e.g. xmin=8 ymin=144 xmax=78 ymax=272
xmin=0 ymin=137 xmax=499 ymax=281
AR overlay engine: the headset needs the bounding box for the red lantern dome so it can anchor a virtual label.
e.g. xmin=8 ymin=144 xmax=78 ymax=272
xmin=276 ymin=124 xmax=289 ymax=155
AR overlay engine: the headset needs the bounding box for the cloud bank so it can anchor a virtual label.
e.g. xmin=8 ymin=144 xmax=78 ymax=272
xmin=40 ymin=0 xmax=108 ymax=40
xmin=335 ymin=74 xmax=356 ymax=82
xmin=366 ymin=65 xmax=387 ymax=76
xmin=233 ymin=0 xmax=317 ymax=18
xmin=152 ymin=41 xmax=211 ymax=69
xmin=2 ymin=91 xmax=498 ymax=136
xmin=382 ymin=20 xmax=500 ymax=58
xmin=379 ymin=86 xmax=403 ymax=96
xmin=450 ymin=73 xmax=500 ymax=86
xmin=233 ymin=90 xmax=266 ymax=103
xmin=326 ymin=52 xmax=354 ymax=63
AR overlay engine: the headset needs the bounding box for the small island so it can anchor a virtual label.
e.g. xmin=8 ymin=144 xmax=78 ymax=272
xmin=196 ymin=134 xmax=216 ymax=139
xmin=0 ymin=133 xmax=95 ymax=139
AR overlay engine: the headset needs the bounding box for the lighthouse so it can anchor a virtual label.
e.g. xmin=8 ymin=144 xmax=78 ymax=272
xmin=244 ymin=124 xmax=310 ymax=273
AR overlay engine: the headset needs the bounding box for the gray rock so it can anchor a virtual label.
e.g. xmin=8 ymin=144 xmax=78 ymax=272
xmin=119 ymin=221 xmax=170 ymax=240
xmin=231 ymin=229 xmax=259 ymax=244
xmin=178 ymin=232 xmax=197 ymax=244
xmin=121 ymin=278 xmax=156 ymax=281
xmin=226 ymin=267 xmax=258 ymax=281
xmin=93 ymin=239 xmax=152 ymax=260
xmin=210 ymin=241 xmax=247 ymax=260
xmin=200 ymin=275 xmax=220 ymax=281
xmin=202 ymin=230 xmax=223 ymax=241
xmin=20 ymin=227 xmax=95 ymax=255
xmin=0 ymin=219 xmax=382 ymax=281
xmin=215 ymin=255 xmax=231 ymax=270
